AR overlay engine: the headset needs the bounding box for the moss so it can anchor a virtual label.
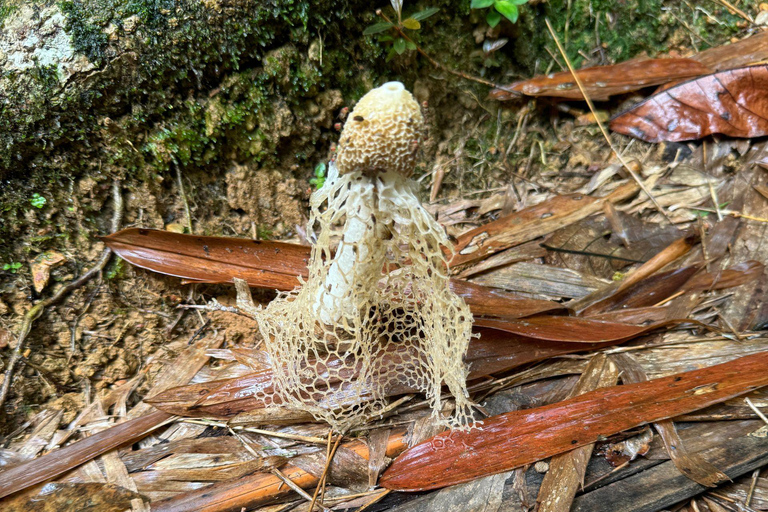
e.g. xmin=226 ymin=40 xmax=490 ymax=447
xmin=60 ymin=0 xmax=110 ymax=66
xmin=105 ymin=257 xmax=125 ymax=280
xmin=31 ymin=64 xmax=61 ymax=90
xmin=0 ymin=0 xmax=746 ymax=249
xmin=514 ymin=0 xmax=743 ymax=71
xmin=1 ymin=0 xmax=360 ymax=174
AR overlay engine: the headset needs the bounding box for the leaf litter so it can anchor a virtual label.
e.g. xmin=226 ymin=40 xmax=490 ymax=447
xmin=5 ymin=24 xmax=768 ymax=512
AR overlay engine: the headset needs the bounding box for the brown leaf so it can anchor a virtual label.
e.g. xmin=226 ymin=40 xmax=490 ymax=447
xmin=581 ymin=265 xmax=701 ymax=317
xmin=30 ymin=251 xmax=66 ymax=293
xmin=450 ymin=183 xmax=637 ymax=269
xmin=151 ymin=429 xmax=409 ymax=512
xmin=101 ymin=228 xmax=310 ymax=291
xmin=379 ymin=351 xmax=768 ymax=491
xmin=473 ymin=315 xmax=668 ymax=343
xmin=572 ymin=232 xmax=699 ymax=316
xmin=610 ymin=65 xmax=768 ymax=142
xmin=490 ymin=58 xmax=712 ymax=101
xmin=683 ymin=260 xmax=765 ymax=292
xmin=693 ymin=31 xmax=768 ymax=73
xmin=536 ymin=354 xmax=619 ymax=512
xmin=612 ymin=353 xmax=729 ymax=488
xmin=0 ymin=482 xmax=144 ymax=512
xmin=447 ymin=279 xmax=565 ymax=319
xmin=103 ymin=228 xmax=562 ymax=320
xmin=147 ymin=327 xmax=617 ymax=419
xmin=0 ymin=411 xmax=173 ymax=500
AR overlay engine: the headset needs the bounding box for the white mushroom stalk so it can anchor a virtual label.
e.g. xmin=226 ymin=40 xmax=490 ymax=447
xmin=244 ymin=82 xmax=474 ymax=431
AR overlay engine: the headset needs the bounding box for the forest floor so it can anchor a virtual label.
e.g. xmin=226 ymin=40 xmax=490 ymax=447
xmin=1 ymin=1 xmax=768 ymax=511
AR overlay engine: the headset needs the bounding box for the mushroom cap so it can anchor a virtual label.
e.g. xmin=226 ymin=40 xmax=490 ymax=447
xmin=335 ymin=81 xmax=424 ymax=178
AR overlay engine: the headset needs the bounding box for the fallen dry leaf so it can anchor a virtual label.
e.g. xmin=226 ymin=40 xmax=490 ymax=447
xmin=490 ymin=58 xmax=712 ymax=101
xmin=379 ymin=351 xmax=768 ymax=492
xmin=30 ymin=251 xmax=66 ymax=293
xmin=450 ymin=184 xmax=637 ymax=269
xmin=473 ymin=315 xmax=672 ymax=343
xmin=611 ymin=65 xmax=768 ymax=142
xmin=536 ymin=354 xmax=619 ymax=512
xmin=102 ymin=228 xmax=563 ymax=319
xmin=147 ymin=327 xmax=617 ymax=419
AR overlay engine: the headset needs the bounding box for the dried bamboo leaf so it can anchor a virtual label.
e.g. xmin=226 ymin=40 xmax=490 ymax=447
xmin=536 ymin=354 xmax=619 ymax=512
xmin=450 ymin=184 xmax=637 ymax=268
xmin=491 ymin=58 xmax=712 ymax=101
xmin=103 ymin=228 xmax=562 ymax=320
xmin=612 ymin=353 xmax=729 ymax=488
xmin=380 ymin=351 xmax=768 ymax=492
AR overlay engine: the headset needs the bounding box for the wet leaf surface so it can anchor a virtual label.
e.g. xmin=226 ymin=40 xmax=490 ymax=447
xmin=491 ymin=58 xmax=712 ymax=101
xmin=103 ymin=228 xmax=562 ymax=320
xmin=380 ymin=351 xmax=768 ymax=492
xmin=611 ymin=65 xmax=768 ymax=142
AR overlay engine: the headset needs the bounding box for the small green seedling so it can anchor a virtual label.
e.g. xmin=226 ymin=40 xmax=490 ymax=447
xmin=30 ymin=193 xmax=47 ymax=209
xmin=310 ymin=162 xmax=327 ymax=189
xmin=363 ymin=0 xmax=439 ymax=59
xmin=2 ymin=262 xmax=23 ymax=274
xmin=471 ymin=0 xmax=529 ymax=27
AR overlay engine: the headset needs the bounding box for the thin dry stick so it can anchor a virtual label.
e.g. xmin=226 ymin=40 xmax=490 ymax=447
xmin=543 ymin=18 xmax=670 ymax=223
xmin=308 ymin=433 xmax=343 ymax=511
xmin=376 ymin=10 xmax=508 ymax=92
xmin=237 ymin=426 xmax=330 ymax=445
xmin=711 ymin=0 xmax=753 ymax=23
xmin=270 ymin=468 xmax=331 ymax=512
xmin=745 ymin=468 xmax=760 ymax=507
xmin=0 ymin=181 xmax=123 ymax=408
xmin=175 ymin=163 xmax=193 ymax=234
xmin=679 ymin=207 xmax=768 ymax=224
xmin=356 ymin=489 xmax=392 ymax=512
xmin=745 ymin=397 xmax=768 ymax=425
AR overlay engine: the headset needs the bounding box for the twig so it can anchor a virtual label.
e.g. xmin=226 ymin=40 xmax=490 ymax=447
xmin=375 ymin=10 xmax=509 ymax=92
xmin=679 ymin=207 xmax=768 ymax=224
xmin=175 ymin=163 xmax=193 ymax=234
xmin=356 ymin=489 xmax=392 ymax=512
xmin=237 ymin=426 xmax=330 ymax=445
xmin=270 ymin=468 xmax=331 ymax=512
xmin=309 ymin=433 xmax=343 ymax=511
xmin=746 ymin=468 xmax=761 ymax=507
xmin=745 ymin=397 xmax=768 ymax=426
xmin=544 ymin=18 xmax=670 ymax=223
xmin=710 ymin=0 xmax=753 ymax=23
xmin=0 ymin=181 xmax=123 ymax=408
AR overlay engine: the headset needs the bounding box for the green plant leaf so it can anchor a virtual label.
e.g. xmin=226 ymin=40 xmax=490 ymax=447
xmin=393 ymin=37 xmax=407 ymax=54
xmin=411 ymin=7 xmax=440 ymax=21
xmin=402 ymin=18 xmax=421 ymax=30
xmin=494 ymin=0 xmax=519 ymax=23
xmin=486 ymin=9 xmax=501 ymax=27
xmin=405 ymin=40 xmax=417 ymax=50
xmin=511 ymin=0 xmax=529 ymax=4
xmin=363 ymin=22 xmax=394 ymax=35
xmin=30 ymin=193 xmax=47 ymax=209
xmin=379 ymin=35 xmax=394 ymax=42
xmin=471 ymin=0 xmax=495 ymax=9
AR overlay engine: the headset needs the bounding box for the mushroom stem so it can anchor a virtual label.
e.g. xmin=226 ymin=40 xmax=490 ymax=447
xmin=313 ymin=164 xmax=383 ymax=326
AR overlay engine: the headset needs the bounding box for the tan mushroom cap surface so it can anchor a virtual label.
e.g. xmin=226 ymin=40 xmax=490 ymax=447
xmin=335 ymin=81 xmax=424 ymax=178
